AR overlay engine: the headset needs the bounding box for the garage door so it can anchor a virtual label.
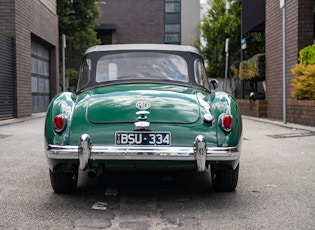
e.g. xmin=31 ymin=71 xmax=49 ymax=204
xmin=0 ymin=34 xmax=14 ymax=120
xmin=31 ymin=40 xmax=50 ymax=113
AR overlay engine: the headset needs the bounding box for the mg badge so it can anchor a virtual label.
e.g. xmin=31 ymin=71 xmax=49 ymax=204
xmin=136 ymin=101 xmax=151 ymax=110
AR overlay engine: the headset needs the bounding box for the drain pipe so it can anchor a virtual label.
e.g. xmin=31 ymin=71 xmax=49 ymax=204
xmin=280 ymin=0 xmax=287 ymax=124
xmin=224 ymin=38 xmax=229 ymax=92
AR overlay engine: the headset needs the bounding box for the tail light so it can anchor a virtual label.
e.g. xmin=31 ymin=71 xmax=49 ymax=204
xmin=220 ymin=114 xmax=232 ymax=132
xmin=54 ymin=115 xmax=66 ymax=133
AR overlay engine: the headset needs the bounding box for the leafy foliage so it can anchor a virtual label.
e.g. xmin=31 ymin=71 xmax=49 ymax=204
xmin=239 ymin=53 xmax=265 ymax=81
xmin=67 ymin=68 xmax=79 ymax=91
xmin=199 ymin=1 xmax=265 ymax=79
xmin=298 ymin=44 xmax=315 ymax=65
xmin=200 ymin=0 xmax=241 ymax=78
xmin=57 ymin=0 xmax=102 ymax=65
xmin=291 ymin=44 xmax=315 ymax=100
xmin=291 ymin=63 xmax=315 ymax=100
xmin=243 ymin=32 xmax=265 ymax=59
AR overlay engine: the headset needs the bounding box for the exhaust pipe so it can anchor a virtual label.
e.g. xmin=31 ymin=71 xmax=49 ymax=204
xmin=87 ymin=170 xmax=96 ymax=178
xmin=87 ymin=166 xmax=103 ymax=178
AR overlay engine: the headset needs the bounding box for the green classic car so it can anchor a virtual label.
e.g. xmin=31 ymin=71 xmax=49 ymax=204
xmin=45 ymin=44 xmax=242 ymax=193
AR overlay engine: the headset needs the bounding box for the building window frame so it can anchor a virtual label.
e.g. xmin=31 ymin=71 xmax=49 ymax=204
xmin=164 ymin=0 xmax=181 ymax=44
xmin=31 ymin=39 xmax=51 ymax=113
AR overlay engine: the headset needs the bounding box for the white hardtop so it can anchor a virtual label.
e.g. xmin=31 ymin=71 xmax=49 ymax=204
xmin=85 ymin=44 xmax=201 ymax=55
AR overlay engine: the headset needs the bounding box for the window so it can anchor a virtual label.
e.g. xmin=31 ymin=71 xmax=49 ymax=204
xmin=194 ymin=59 xmax=209 ymax=90
xmin=165 ymin=24 xmax=180 ymax=33
xmin=77 ymin=59 xmax=91 ymax=90
xmin=164 ymin=0 xmax=181 ymax=44
xmin=165 ymin=2 xmax=181 ymax=13
xmin=31 ymin=40 xmax=50 ymax=113
xmin=95 ymin=52 xmax=189 ymax=83
xmin=165 ymin=34 xmax=180 ymax=43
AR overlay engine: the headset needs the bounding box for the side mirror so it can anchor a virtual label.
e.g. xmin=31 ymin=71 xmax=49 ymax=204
xmin=209 ymin=79 xmax=219 ymax=90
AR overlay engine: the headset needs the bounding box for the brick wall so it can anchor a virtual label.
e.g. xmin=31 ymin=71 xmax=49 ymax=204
xmin=0 ymin=1 xmax=15 ymax=35
xmin=0 ymin=0 xmax=58 ymax=118
xmin=237 ymin=99 xmax=267 ymax=118
xmin=266 ymin=0 xmax=314 ymax=121
xmin=99 ymin=0 xmax=164 ymax=44
xmin=265 ymin=0 xmax=284 ymax=120
xmin=297 ymin=0 xmax=314 ymax=51
xmin=237 ymin=99 xmax=315 ymax=127
xmin=287 ymin=100 xmax=315 ymax=126
xmin=285 ymin=0 xmax=299 ymax=101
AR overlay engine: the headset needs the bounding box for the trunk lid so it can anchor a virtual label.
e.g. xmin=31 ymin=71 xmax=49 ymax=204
xmin=85 ymin=84 xmax=201 ymax=124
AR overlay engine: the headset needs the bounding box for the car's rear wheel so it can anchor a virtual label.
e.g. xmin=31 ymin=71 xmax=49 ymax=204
xmin=49 ymin=166 xmax=78 ymax=193
xmin=211 ymin=164 xmax=239 ymax=192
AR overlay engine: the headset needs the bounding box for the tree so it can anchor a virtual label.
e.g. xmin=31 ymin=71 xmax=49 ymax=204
xmin=57 ymin=0 xmax=102 ymax=68
xmin=200 ymin=0 xmax=241 ymax=78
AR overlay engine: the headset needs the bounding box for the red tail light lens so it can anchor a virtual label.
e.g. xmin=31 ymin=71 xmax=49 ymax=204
xmin=221 ymin=114 xmax=232 ymax=132
xmin=54 ymin=115 xmax=66 ymax=132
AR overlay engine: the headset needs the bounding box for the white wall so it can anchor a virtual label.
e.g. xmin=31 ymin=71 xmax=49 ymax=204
xmin=40 ymin=0 xmax=56 ymax=14
xmin=200 ymin=1 xmax=210 ymax=48
xmin=181 ymin=0 xmax=200 ymax=45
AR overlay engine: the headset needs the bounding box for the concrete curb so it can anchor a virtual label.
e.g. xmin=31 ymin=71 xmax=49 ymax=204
xmin=0 ymin=112 xmax=46 ymax=126
xmin=242 ymin=115 xmax=315 ymax=133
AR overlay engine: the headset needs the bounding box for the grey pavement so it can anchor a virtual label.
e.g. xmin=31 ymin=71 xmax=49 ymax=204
xmin=1 ymin=112 xmax=314 ymax=229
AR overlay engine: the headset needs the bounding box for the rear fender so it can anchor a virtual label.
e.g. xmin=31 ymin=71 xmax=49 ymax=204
xmin=45 ymin=92 xmax=77 ymax=145
xmin=211 ymin=91 xmax=242 ymax=147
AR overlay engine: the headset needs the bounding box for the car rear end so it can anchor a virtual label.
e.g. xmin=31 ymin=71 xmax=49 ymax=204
xmin=45 ymin=44 xmax=242 ymax=193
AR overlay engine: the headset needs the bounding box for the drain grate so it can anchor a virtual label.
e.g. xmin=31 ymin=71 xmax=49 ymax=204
xmin=0 ymin=134 xmax=12 ymax=139
xmin=267 ymin=131 xmax=315 ymax=139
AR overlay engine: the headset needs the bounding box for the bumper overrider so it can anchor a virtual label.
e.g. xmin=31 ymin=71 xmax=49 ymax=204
xmin=46 ymin=134 xmax=241 ymax=172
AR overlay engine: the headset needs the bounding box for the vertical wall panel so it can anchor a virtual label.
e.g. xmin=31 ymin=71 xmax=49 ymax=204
xmin=0 ymin=33 xmax=14 ymax=120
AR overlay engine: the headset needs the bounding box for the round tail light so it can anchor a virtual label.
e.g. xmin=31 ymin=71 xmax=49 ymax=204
xmin=220 ymin=114 xmax=232 ymax=132
xmin=54 ymin=115 xmax=66 ymax=132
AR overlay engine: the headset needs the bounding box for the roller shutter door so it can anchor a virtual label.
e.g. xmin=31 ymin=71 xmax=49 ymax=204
xmin=0 ymin=34 xmax=14 ymax=120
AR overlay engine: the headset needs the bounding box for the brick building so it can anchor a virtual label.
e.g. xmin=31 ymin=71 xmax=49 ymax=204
xmin=242 ymin=0 xmax=315 ymax=125
xmin=96 ymin=0 xmax=200 ymax=45
xmin=265 ymin=0 xmax=314 ymax=120
xmin=0 ymin=0 xmax=58 ymax=120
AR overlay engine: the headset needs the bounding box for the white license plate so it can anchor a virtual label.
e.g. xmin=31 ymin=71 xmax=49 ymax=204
xmin=115 ymin=132 xmax=171 ymax=146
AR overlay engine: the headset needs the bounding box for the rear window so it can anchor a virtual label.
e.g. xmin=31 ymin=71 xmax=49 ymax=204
xmin=95 ymin=52 xmax=189 ymax=83
xmin=77 ymin=59 xmax=91 ymax=90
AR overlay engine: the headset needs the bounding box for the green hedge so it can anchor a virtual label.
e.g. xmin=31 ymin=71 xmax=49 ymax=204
xmin=298 ymin=44 xmax=315 ymax=65
xmin=238 ymin=53 xmax=265 ymax=81
xmin=291 ymin=45 xmax=315 ymax=100
xmin=291 ymin=63 xmax=315 ymax=100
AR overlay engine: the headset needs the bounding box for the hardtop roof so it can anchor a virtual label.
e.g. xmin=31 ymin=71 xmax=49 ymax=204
xmin=85 ymin=44 xmax=201 ymax=56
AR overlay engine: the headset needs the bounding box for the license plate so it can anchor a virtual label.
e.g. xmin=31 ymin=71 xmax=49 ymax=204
xmin=115 ymin=132 xmax=171 ymax=146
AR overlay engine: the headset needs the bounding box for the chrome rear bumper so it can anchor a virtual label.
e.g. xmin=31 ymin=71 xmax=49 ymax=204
xmin=46 ymin=134 xmax=241 ymax=172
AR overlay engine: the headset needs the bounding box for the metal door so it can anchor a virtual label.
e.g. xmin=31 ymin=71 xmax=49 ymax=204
xmin=0 ymin=33 xmax=14 ymax=120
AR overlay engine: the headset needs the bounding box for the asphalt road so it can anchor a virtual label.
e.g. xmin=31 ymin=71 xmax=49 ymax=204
xmin=0 ymin=115 xmax=314 ymax=230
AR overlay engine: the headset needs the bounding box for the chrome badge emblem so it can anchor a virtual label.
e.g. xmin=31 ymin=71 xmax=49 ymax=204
xmin=136 ymin=101 xmax=151 ymax=110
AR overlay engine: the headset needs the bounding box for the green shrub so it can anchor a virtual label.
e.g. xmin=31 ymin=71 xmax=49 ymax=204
xmin=291 ymin=63 xmax=315 ymax=100
xmin=205 ymin=63 xmax=224 ymax=78
xmin=238 ymin=53 xmax=265 ymax=81
xmin=298 ymin=44 xmax=315 ymax=65
xmin=67 ymin=68 xmax=79 ymax=91
xmin=291 ymin=44 xmax=315 ymax=100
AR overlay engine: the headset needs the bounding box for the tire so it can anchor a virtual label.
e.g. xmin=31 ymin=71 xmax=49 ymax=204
xmin=211 ymin=164 xmax=239 ymax=192
xmin=49 ymin=166 xmax=78 ymax=193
